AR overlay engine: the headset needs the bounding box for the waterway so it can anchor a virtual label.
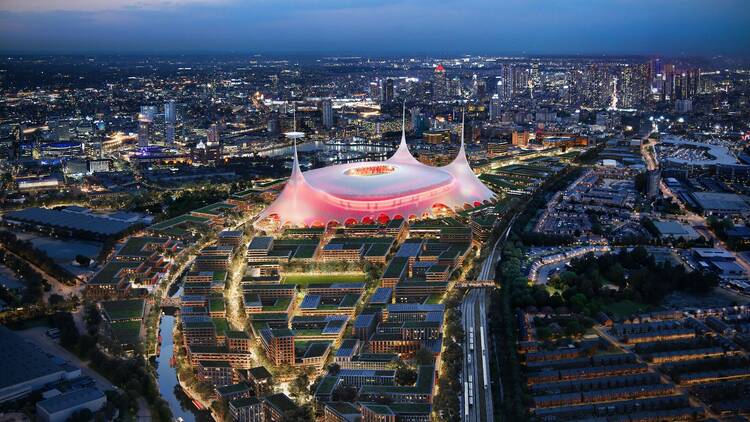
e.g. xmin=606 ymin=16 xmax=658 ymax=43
xmin=259 ymin=140 xmax=393 ymax=159
xmin=154 ymin=286 xmax=212 ymax=422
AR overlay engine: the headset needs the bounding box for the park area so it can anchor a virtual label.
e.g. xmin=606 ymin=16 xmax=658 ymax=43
xmin=282 ymin=273 xmax=367 ymax=287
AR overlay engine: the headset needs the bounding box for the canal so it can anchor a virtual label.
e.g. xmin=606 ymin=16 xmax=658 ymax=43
xmin=155 ymin=287 xmax=212 ymax=421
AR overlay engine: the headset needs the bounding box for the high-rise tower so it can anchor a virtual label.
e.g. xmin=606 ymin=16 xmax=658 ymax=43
xmin=164 ymin=100 xmax=176 ymax=144
xmin=433 ymin=64 xmax=447 ymax=100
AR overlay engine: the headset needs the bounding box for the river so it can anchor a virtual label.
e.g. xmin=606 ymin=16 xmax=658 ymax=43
xmin=259 ymin=140 xmax=393 ymax=158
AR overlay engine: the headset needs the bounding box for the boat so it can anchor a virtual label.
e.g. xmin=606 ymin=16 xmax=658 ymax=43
xmin=169 ymin=356 xmax=177 ymax=367
xmin=175 ymin=417 xmax=184 ymax=422
xmin=192 ymin=399 xmax=204 ymax=410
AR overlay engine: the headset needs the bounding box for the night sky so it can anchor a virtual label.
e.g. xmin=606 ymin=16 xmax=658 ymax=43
xmin=1 ymin=0 xmax=748 ymax=56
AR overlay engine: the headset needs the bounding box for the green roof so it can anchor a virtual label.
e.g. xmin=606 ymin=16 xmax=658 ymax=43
xmin=360 ymin=365 xmax=435 ymax=395
xmin=283 ymin=227 xmax=326 ymax=236
xmin=209 ymin=297 xmax=226 ymax=312
xmin=410 ymin=217 xmax=465 ymax=229
xmin=315 ymin=376 xmax=339 ymax=395
xmin=191 ymin=202 xmax=236 ymax=216
xmin=229 ymin=396 xmax=261 ymax=409
xmin=101 ymin=299 xmax=145 ymax=321
xmin=248 ymin=313 xmax=289 ymax=322
xmin=149 ymin=214 xmax=209 ymax=230
xmin=264 ymin=393 xmax=297 ymax=413
xmin=365 ymin=242 xmax=391 ymax=257
xmin=217 ymin=382 xmax=251 ymax=395
xmin=226 ymin=330 xmax=250 ymax=339
xmin=264 ymin=297 xmax=292 ymax=312
xmin=383 ymin=257 xmax=408 ymax=279
xmin=110 ymin=320 xmax=141 ymax=345
xmin=89 ymin=261 xmax=140 ymax=285
xmin=117 ymin=236 xmax=166 ymax=257
xmin=293 ymin=244 xmax=318 ymax=259
xmin=302 ymin=341 xmax=331 ymax=358
xmin=249 ymin=366 xmax=273 ymax=380
xmin=339 ymin=293 xmax=360 ymax=308
xmin=212 ymin=318 xmax=230 ymax=336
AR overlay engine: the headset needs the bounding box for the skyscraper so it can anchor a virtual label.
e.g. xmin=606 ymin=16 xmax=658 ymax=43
xmin=498 ymin=64 xmax=514 ymax=102
xmin=164 ymin=100 xmax=176 ymax=144
xmin=433 ymin=64 xmax=447 ymax=100
xmin=489 ymin=95 xmax=501 ymax=120
xmin=137 ymin=105 xmax=156 ymax=148
xmin=380 ymin=78 xmax=394 ymax=105
xmin=370 ymin=81 xmax=380 ymax=102
xmin=410 ymin=107 xmax=427 ymax=136
xmin=618 ymin=63 xmax=650 ymax=109
xmin=449 ymin=77 xmax=462 ymax=98
xmin=530 ymin=61 xmax=541 ymax=93
xmin=321 ymin=99 xmax=333 ymax=129
xmin=207 ymin=124 xmax=220 ymax=146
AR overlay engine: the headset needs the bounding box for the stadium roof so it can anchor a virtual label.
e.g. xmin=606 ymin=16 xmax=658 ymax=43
xmin=256 ymin=110 xmax=494 ymax=227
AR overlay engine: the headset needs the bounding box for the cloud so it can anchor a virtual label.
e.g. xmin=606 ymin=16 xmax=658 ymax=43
xmin=0 ymin=0 xmax=231 ymax=13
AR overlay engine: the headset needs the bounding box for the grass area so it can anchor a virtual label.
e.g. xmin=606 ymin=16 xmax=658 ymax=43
xmin=603 ymin=300 xmax=651 ymax=318
xmin=282 ymin=273 xmax=367 ymax=286
xmin=110 ymin=320 xmax=142 ymax=345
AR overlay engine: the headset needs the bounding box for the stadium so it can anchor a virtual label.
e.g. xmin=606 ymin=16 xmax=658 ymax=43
xmin=256 ymin=114 xmax=496 ymax=228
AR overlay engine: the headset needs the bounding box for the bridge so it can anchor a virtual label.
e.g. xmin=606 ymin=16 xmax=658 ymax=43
xmin=160 ymin=297 xmax=181 ymax=307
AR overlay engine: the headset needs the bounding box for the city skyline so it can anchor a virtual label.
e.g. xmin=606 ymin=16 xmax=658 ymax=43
xmin=1 ymin=3 xmax=750 ymax=421
xmin=1 ymin=0 xmax=749 ymax=56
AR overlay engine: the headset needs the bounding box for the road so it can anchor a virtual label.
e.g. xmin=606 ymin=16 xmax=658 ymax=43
xmin=461 ymin=288 xmax=494 ymax=422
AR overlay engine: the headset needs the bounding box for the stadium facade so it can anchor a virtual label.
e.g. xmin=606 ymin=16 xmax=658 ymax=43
xmin=256 ymin=113 xmax=495 ymax=228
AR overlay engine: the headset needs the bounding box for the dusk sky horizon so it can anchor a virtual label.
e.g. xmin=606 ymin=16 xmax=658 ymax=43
xmin=1 ymin=0 xmax=749 ymax=56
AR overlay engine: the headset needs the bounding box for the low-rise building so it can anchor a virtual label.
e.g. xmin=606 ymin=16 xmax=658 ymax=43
xmin=36 ymin=388 xmax=106 ymax=422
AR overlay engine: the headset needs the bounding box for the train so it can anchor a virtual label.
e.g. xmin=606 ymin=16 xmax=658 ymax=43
xmin=480 ymin=325 xmax=489 ymax=389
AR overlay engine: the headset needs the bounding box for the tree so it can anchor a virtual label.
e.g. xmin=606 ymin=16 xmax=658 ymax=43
xmin=51 ymin=311 xmax=79 ymax=349
xmin=84 ymin=303 xmax=102 ymax=335
xmin=289 ymin=371 xmax=310 ymax=400
xmin=49 ymin=293 xmax=65 ymax=306
xmin=282 ymin=404 xmax=314 ymax=422
xmin=326 ymin=363 xmax=341 ymax=376
xmin=564 ymin=319 xmax=584 ymax=337
xmin=395 ymin=364 xmax=417 ymax=386
xmin=75 ymin=254 xmax=91 ymax=267
xmin=67 ymin=408 xmax=93 ymax=422
xmin=414 ymin=347 xmax=434 ymax=366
